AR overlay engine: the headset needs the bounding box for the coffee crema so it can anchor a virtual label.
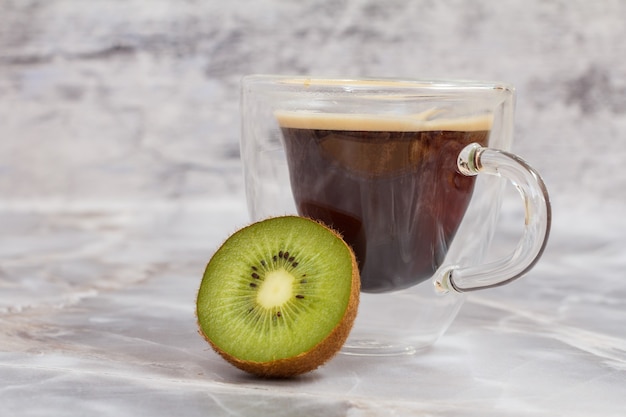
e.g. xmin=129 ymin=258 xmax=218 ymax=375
xmin=277 ymin=111 xmax=492 ymax=293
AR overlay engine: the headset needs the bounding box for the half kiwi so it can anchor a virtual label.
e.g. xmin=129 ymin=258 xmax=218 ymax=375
xmin=196 ymin=215 xmax=360 ymax=378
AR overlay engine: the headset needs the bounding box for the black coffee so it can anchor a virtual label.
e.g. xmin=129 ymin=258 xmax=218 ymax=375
xmin=278 ymin=112 xmax=491 ymax=293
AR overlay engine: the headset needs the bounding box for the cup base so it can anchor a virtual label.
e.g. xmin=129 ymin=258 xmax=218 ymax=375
xmin=341 ymin=337 xmax=427 ymax=356
xmin=339 ymin=284 xmax=464 ymax=357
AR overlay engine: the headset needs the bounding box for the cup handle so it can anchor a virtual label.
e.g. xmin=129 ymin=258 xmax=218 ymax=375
xmin=435 ymin=143 xmax=552 ymax=294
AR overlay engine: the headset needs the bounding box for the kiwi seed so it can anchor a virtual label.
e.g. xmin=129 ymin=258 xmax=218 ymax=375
xmin=196 ymin=216 xmax=360 ymax=378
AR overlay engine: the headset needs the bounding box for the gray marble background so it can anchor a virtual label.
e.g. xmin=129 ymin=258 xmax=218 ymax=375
xmin=1 ymin=0 xmax=625 ymax=210
xmin=3 ymin=2 xmax=626 ymax=415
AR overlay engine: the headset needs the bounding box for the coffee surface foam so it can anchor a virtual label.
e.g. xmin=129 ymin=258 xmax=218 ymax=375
xmin=275 ymin=110 xmax=493 ymax=132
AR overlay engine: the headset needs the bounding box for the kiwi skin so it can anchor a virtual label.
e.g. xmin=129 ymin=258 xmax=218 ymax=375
xmin=196 ymin=216 xmax=360 ymax=378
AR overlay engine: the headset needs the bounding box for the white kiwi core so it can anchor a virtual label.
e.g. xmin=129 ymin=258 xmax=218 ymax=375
xmin=256 ymin=269 xmax=294 ymax=308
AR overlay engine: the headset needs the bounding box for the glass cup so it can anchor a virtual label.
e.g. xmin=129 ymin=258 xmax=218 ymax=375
xmin=240 ymin=75 xmax=551 ymax=355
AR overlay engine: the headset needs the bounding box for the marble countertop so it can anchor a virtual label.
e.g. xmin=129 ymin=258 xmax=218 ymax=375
xmin=1 ymin=197 xmax=625 ymax=416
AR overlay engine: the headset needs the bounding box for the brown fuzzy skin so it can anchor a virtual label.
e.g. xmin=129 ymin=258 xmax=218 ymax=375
xmin=197 ymin=223 xmax=360 ymax=378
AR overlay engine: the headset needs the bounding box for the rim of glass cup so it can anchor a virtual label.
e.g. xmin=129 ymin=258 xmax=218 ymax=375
xmin=242 ymin=74 xmax=515 ymax=96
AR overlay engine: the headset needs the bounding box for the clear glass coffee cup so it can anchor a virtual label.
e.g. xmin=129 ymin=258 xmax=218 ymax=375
xmin=240 ymin=75 xmax=551 ymax=356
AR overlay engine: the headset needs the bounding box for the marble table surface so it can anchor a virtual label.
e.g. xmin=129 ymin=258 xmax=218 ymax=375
xmin=1 ymin=197 xmax=625 ymax=417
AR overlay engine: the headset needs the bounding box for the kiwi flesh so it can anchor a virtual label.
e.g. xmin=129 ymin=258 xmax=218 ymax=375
xmin=196 ymin=215 xmax=360 ymax=377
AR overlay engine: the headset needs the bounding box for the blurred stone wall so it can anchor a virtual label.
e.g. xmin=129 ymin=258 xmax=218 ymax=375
xmin=1 ymin=0 xmax=625 ymax=207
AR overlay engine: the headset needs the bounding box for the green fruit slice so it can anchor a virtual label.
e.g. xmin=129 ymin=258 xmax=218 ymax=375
xmin=196 ymin=216 xmax=360 ymax=377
